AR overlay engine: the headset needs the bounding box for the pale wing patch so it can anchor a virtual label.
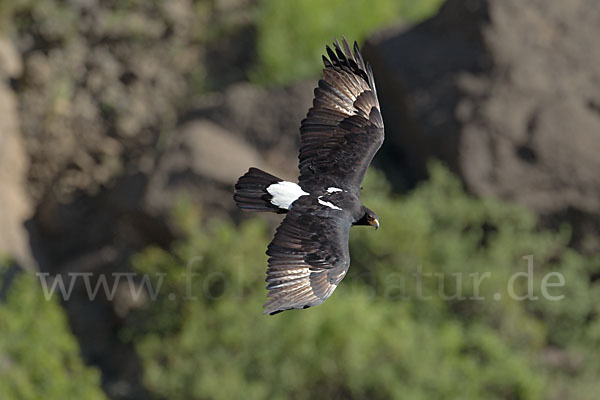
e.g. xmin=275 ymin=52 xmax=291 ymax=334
xmin=332 ymin=103 xmax=356 ymax=116
xmin=326 ymin=187 xmax=343 ymax=193
xmin=267 ymin=181 xmax=309 ymax=210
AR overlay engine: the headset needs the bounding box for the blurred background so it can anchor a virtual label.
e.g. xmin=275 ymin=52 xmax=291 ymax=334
xmin=1 ymin=0 xmax=599 ymax=399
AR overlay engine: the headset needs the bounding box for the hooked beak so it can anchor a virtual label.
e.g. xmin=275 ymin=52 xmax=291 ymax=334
xmin=371 ymin=218 xmax=379 ymax=230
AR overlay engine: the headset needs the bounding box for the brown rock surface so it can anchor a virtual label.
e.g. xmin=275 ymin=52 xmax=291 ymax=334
xmin=146 ymin=119 xmax=271 ymax=219
xmin=364 ymin=0 xmax=600 ymax=224
xmin=0 ymin=38 xmax=34 ymax=270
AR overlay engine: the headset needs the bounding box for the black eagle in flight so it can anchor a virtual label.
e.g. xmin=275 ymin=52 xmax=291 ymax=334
xmin=234 ymin=37 xmax=384 ymax=315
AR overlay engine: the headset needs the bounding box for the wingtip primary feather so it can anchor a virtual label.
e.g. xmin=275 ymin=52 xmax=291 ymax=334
xmin=333 ymin=38 xmax=348 ymax=65
xmin=326 ymin=44 xmax=339 ymax=66
xmin=353 ymin=40 xmax=364 ymax=67
xmin=341 ymin=37 xmax=353 ymax=60
xmin=322 ymin=37 xmax=372 ymax=87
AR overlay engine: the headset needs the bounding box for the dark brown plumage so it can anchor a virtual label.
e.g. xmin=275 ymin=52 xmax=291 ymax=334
xmin=234 ymin=37 xmax=384 ymax=315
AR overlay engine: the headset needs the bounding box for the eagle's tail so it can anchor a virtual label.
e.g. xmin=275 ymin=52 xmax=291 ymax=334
xmin=234 ymin=168 xmax=286 ymax=213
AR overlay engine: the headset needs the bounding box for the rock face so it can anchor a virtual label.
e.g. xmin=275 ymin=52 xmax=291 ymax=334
xmin=364 ymin=0 xmax=600 ymax=224
xmin=0 ymin=38 xmax=34 ymax=270
xmin=12 ymin=0 xmax=207 ymax=204
xmin=146 ymin=81 xmax=314 ymax=223
xmin=186 ymin=81 xmax=315 ymax=180
xmin=146 ymin=119 xmax=270 ymax=221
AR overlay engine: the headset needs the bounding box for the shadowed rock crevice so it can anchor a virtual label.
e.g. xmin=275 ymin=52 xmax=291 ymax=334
xmin=364 ymin=0 xmax=600 ymax=249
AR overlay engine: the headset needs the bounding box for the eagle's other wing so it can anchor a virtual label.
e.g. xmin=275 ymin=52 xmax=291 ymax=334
xmin=263 ymin=206 xmax=352 ymax=315
xmin=298 ymin=37 xmax=384 ymax=191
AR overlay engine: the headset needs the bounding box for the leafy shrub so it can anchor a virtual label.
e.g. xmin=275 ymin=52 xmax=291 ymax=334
xmin=252 ymin=0 xmax=444 ymax=85
xmin=0 ymin=263 xmax=106 ymax=400
xmin=126 ymin=164 xmax=600 ymax=399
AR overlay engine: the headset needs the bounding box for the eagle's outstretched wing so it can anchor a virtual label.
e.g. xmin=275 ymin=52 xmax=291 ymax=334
xmin=258 ymin=38 xmax=384 ymax=315
xmin=298 ymin=37 xmax=384 ymax=192
xmin=263 ymin=202 xmax=352 ymax=315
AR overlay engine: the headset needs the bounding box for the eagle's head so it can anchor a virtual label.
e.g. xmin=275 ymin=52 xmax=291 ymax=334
xmin=354 ymin=206 xmax=379 ymax=230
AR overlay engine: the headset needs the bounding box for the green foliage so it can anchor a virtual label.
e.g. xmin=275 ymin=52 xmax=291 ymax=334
xmin=0 ymin=264 xmax=106 ymax=400
xmin=252 ymin=0 xmax=444 ymax=85
xmin=127 ymin=164 xmax=600 ymax=399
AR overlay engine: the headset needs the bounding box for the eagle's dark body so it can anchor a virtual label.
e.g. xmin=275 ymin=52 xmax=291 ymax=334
xmin=234 ymin=38 xmax=384 ymax=315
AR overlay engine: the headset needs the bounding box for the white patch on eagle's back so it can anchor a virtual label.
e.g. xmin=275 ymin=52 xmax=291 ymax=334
xmin=326 ymin=187 xmax=343 ymax=193
xmin=266 ymin=181 xmax=309 ymax=210
xmin=317 ymin=196 xmax=342 ymax=210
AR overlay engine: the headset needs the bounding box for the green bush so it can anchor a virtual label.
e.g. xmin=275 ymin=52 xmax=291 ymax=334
xmin=0 ymin=264 xmax=106 ymax=400
xmin=126 ymin=164 xmax=600 ymax=399
xmin=252 ymin=0 xmax=444 ymax=85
